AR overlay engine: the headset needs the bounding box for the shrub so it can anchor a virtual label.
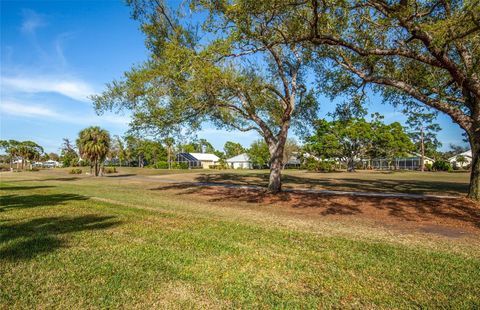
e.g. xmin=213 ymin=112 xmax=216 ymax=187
xmin=209 ymin=164 xmax=227 ymax=170
xmin=302 ymin=158 xmax=335 ymax=172
xmin=103 ymin=167 xmax=117 ymax=174
xmin=153 ymin=161 xmax=169 ymax=169
xmin=153 ymin=162 xmax=190 ymax=169
xmin=424 ymin=163 xmax=433 ymax=171
xmin=432 ymin=160 xmax=452 ymax=172
xmin=69 ymin=168 xmax=82 ymax=174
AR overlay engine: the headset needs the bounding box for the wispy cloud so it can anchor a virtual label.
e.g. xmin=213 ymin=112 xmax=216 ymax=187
xmin=1 ymin=100 xmax=59 ymax=118
xmin=20 ymin=9 xmax=47 ymax=34
xmin=1 ymin=76 xmax=95 ymax=102
xmin=1 ymin=100 xmax=130 ymax=127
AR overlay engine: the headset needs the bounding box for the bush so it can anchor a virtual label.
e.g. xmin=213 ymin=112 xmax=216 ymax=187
xmin=432 ymin=160 xmax=452 ymax=172
xmin=103 ymin=167 xmax=117 ymax=174
xmin=69 ymin=168 xmax=82 ymax=174
xmin=153 ymin=161 xmax=169 ymax=169
xmin=302 ymin=158 xmax=335 ymax=172
xmin=153 ymin=162 xmax=190 ymax=169
xmin=424 ymin=163 xmax=433 ymax=171
xmin=209 ymin=164 xmax=227 ymax=170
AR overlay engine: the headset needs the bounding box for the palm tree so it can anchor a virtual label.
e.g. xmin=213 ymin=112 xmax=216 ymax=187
xmin=17 ymin=141 xmax=43 ymax=170
xmin=76 ymin=127 xmax=111 ymax=176
xmin=456 ymin=155 xmax=468 ymax=169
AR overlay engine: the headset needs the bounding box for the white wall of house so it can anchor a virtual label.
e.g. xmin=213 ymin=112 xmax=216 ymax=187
xmin=448 ymin=150 xmax=472 ymax=168
xmin=226 ymin=153 xmax=253 ymax=169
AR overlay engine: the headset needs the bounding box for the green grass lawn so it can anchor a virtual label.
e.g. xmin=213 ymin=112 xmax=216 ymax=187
xmin=1 ymin=170 xmax=479 ymax=308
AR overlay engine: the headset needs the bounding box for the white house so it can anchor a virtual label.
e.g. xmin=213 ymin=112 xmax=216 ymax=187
xmin=448 ymin=150 xmax=472 ymax=168
xmin=226 ymin=153 xmax=252 ymax=169
xmin=43 ymin=160 xmax=61 ymax=168
xmin=175 ymin=152 xmax=219 ymax=169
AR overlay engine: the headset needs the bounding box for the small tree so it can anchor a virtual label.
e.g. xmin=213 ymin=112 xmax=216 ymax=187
xmin=247 ymin=140 xmax=270 ymax=169
xmin=60 ymin=138 xmax=79 ymax=167
xmin=17 ymin=141 xmax=43 ymax=170
xmin=0 ymin=140 xmax=20 ymax=170
xmin=305 ymin=119 xmax=373 ymax=172
xmin=224 ymin=141 xmax=245 ymax=159
xmin=405 ymin=105 xmax=441 ymax=171
xmin=456 ymin=155 xmax=468 ymax=169
xmin=76 ymin=127 xmax=111 ymax=176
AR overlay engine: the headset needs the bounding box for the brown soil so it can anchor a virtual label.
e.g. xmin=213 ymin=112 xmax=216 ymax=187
xmin=152 ymin=183 xmax=480 ymax=238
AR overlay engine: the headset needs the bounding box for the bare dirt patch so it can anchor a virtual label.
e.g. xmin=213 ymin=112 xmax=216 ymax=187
xmin=151 ymin=183 xmax=480 ymax=238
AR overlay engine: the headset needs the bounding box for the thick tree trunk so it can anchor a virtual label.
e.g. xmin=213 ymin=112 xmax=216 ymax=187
xmin=268 ymin=154 xmax=283 ymax=193
xmin=267 ymin=134 xmax=288 ymax=193
xmin=467 ymin=139 xmax=480 ymax=201
xmin=347 ymin=158 xmax=355 ymax=172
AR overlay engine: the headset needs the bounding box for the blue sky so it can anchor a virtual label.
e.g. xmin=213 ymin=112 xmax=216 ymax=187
xmin=0 ymin=0 xmax=468 ymax=153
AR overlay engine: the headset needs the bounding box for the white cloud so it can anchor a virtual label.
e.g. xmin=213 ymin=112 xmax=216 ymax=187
xmin=1 ymin=76 xmax=95 ymax=102
xmin=0 ymin=100 xmax=130 ymax=127
xmin=1 ymin=100 xmax=60 ymax=118
xmin=21 ymin=9 xmax=47 ymax=34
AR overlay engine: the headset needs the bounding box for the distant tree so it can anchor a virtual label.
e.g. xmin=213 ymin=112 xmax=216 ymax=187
xmin=404 ymin=105 xmax=442 ymax=171
xmin=0 ymin=140 xmax=20 ymax=169
xmin=76 ymin=127 xmax=111 ymax=176
xmin=282 ymin=139 xmax=300 ymax=168
xmin=370 ymin=121 xmax=415 ymax=169
xmin=48 ymin=153 xmax=60 ymax=161
xmin=60 ymin=138 xmax=79 ymax=167
xmin=224 ymin=141 xmax=245 ymax=159
xmin=163 ymin=137 xmax=174 ymax=169
xmin=307 ymin=113 xmax=413 ymax=171
xmin=247 ymin=140 xmax=270 ymax=169
xmin=17 ymin=141 xmax=43 ymax=170
xmin=456 ymin=155 xmax=468 ymax=169
xmin=306 ymin=119 xmax=373 ymax=172
xmin=124 ymin=136 xmax=167 ymax=167
xmin=180 ymin=139 xmax=216 ymax=154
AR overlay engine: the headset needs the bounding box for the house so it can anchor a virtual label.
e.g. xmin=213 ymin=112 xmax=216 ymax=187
xmin=284 ymin=153 xmax=302 ymax=168
xmin=448 ymin=150 xmax=472 ymax=168
xmin=175 ymin=152 xmax=219 ymax=169
xmin=43 ymin=160 xmax=61 ymax=168
xmin=371 ymin=153 xmax=435 ymax=170
xmin=226 ymin=153 xmax=252 ymax=169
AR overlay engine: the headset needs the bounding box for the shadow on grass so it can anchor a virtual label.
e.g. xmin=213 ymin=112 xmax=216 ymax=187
xmin=194 ymin=173 xmax=468 ymax=196
xmin=0 ymin=215 xmax=120 ymax=260
xmin=105 ymin=174 xmax=137 ymax=178
xmin=0 ymin=185 xmax=55 ymax=191
xmin=0 ymin=193 xmax=89 ymax=212
xmin=151 ymin=183 xmax=480 ymax=228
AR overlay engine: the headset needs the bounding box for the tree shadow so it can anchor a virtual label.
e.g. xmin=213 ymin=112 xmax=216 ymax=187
xmin=151 ymin=183 xmax=480 ymax=228
xmin=0 ymin=185 xmax=55 ymax=191
xmin=0 ymin=215 xmax=120 ymax=261
xmin=194 ymin=173 xmax=468 ymax=196
xmin=0 ymin=193 xmax=89 ymax=212
xmin=105 ymin=174 xmax=137 ymax=178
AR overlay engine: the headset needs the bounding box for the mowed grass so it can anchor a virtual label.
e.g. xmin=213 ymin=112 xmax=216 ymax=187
xmin=1 ymin=170 xmax=479 ymax=308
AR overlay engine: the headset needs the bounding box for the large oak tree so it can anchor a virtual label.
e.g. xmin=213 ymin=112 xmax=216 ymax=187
xmin=93 ymin=0 xmax=318 ymax=192
xmin=290 ymin=0 xmax=479 ymax=200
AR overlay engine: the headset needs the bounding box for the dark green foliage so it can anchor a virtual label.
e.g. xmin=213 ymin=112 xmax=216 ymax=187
xmin=302 ymin=158 xmax=335 ymax=172
xmin=68 ymin=168 xmax=82 ymax=174
xmin=432 ymin=161 xmax=452 ymax=172
xmin=247 ymin=140 xmax=270 ymax=168
xmin=224 ymin=141 xmax=245 ymax=159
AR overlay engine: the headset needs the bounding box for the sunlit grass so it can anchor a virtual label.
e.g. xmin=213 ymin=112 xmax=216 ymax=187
xmin=0 ymin=170 xmax=478 ymax=308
